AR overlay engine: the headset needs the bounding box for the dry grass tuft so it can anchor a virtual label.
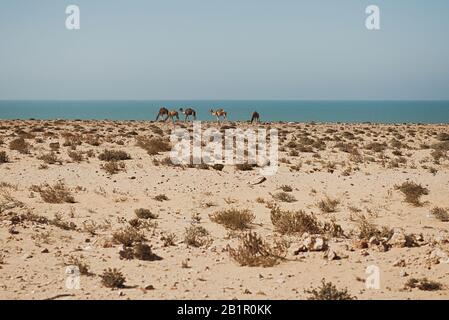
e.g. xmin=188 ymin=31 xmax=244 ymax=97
xmin=395 ymin=181 xmax=429 ymax=206
xmin=228 ymin=232 xmax=287 ymax=267
xmin=270 ymin=206 xmax=322 ymax=235
xmin=98 ymin=149 xmax=131 ymax=161
xmin=272 ymin=192 xmax=297 ymax=203
xmin=184 ymin=225 xmax=213 ymax=248
xmin=112 ymin=226 xmax=146 ymax=247
xmin=31 ymin=181 xmax=75 ymax=204
xmin=405 ymin=278 xmax=443 ymax=291
xmin=305 ymin=279 xmax=356 ymax=300
xmin=430 ymin=207 xmax=449 ymax=222
xmin=135 ymin=208 xmax=158 ymax=219
xmin=136 ymin=137 xmax=171 ymax=155
xmin=9 ymin=137 xmax=30 ymax=154
xmin=101 ymin=161 xmax=126 ymax=175
xmin=317 ymin=197 xmax=340 ymax=213
xmin=210 ymin=208 xmax=255 ymax=230
xmin=100 ymin=268 xmax=126 ymax=288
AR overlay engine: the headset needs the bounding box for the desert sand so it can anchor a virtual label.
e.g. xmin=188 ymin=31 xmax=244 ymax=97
xmin=1 ymin=119 xmax=449 ymax=300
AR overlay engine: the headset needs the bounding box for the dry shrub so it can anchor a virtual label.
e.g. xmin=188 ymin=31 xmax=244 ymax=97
xmin=100 ymin=268 xmax=126 ymax=288
xmin=354 ymin=214 xmax=392 ymax=240
xmin=98 ymin=149 xmax=130 ymax=161
xmin=228 ymin=232 xmax=287 ymax=267
xmin=119 ymin=243 xmax=162 ymax=261
xmin=161 ymin=233 xmax=176 ymax=247
xmin=66 ymin=256 xmax=91 ymax=276
xmin=0 ymin=151 xmax=9 ymax=164
xmin=365 ymin=142 xmax=387 ymax=153
xmin=135 ymin=208 xmax=157 ymax=219
xmin=306 ymin=279 xmax=356 ymax=300
xmin=279 ymin=185 xmax=293 ymax=192
xmin=272 ymin=192 xmax=297 ymax=203
xmin=184 ymin=225 xmax=213 ymax=248
xmin=323 ymin=217 xmax=345 ymax=238
xmin=395 ymin=181 xmax=429 ymax=206
xmin=154 ymin=194 xmax=168 ymax=202
xmin=38 ymin=152 xmax=61 ymax=164
xmin=52 ymin=213 xmax=77 ymax=230
xmin=270 ymin=206 xmax=322 ymax=235
xmin=31 ymin=181 xmax=75 ymax=204
xmin=136 ymin=137 xmax=171 ymax=155
xmin=112 ymin=226 xmax=146 ymax=247
xmin=210 ymin=208 xmax=255 ymax=230
xmin=405 ymin=278 xmax=443 ymax=291
xmin=68 ymin=150 xmax=84 ymax=162
xmin=9 ymin=137 xmax=30 ymax=154
xmin=317 ymin=197 xmax=340 ymax=213
xmin=101 ymin=161 xmax=126 ymax=175
xmin=430 ymin=207 xmax=449 ymax=222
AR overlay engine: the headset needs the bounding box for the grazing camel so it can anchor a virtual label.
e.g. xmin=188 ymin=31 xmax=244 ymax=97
xmin=155 ymin=107 xmax=169 ymax=121
xmin=179 ymin=107 xmax=197 ymax=122
xmin=250 ymin=111 xmax=260 ymax=124
xmin=210 ymin=109 xmax=227 ymax=123
xmin=166 ymin=110 xmax=179 ymax=123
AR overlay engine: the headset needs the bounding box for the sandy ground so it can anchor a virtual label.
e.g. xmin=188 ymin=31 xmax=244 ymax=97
xmin=1 ymin=119 xmax=449 ymax=300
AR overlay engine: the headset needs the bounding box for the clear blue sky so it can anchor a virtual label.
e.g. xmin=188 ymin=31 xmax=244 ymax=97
xmin=0 ymin=0 xmax=448 ymax=100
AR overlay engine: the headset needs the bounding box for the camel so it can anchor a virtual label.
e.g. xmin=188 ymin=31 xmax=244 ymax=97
xmin=210 ymin=109 xmax=227 ymax=123
xmin=250 ymin=111 xmax=260 ymax=124
xmin=179 ymin=107 xmax=197 ymax=122
xmin=166 ymin=110 xmax=179 ymax=123
xmin=155 ymin=107 xmax=169 ymax=121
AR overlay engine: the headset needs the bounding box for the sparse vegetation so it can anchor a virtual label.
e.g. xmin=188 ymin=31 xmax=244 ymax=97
xmin=306 ymin=279 xmax=356 ymax=300
xmin=228 ymin=232 xmax=287 ymax=267
xmin=184 ymin=225 xmax=213 ymax=248
xmin=154 ymin=194 xmax=169 ymax=202
xmin=9 ymin=137 xmax=30 ymax=154
xmin=31 ymin=181 xmax=75 ymax=204
xmin=430 ymin=207 xmax=449 ymax=222
xmin=272 ymin=192 xmax=297 ymax=203
xmin=405 ymin=278 xmax=443 ymax=291
xmin=112 ymin=226 xmax=146 ymax=247
xmin=395 ymin=181 xmax=429 ymax=206
xmin=317 ymin=197 xmax=340 ymax=213
xmin=135 ymin=208 xmax=157 ymax=219
xmin=136 ymin=137 xmax=171 ymax=155
xmin=270 ymin=206 xmax=322 ymax=235
xmin=100 ymin=268 xmax=126 ymax=288
xmin=101 ymin=161 xmax=126 ymax=175
xmin=98 ymin=149 xmax=131 ymax=161
xmin=210 ymin=208 xmax=255 ymax=230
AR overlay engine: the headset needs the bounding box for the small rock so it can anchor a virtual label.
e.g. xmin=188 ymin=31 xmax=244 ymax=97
xmin=399 ymin=269 xmax=408 ymax=277
xmin=323 ymin=249 xmax=340 ymax=261
xmin=145 ymin=285 xmax=155 ymax=290
xmin=393 ymin=259 xmax=406 ymax=267
xmin=388 ymin=230 xmax=407 ymax=248
xmin=41 ymin=248 xmax=49 ymax=254
xmin=352 ymin=239 xmax=368 ymax=250
xmin=429 ymin=248 xmax=449 ymax=264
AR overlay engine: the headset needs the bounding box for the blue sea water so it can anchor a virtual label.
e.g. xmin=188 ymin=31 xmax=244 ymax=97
xmin=0 ymin=100 xmax=449 ymax=124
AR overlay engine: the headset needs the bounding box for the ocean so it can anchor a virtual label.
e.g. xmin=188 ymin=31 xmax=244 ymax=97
xmin=1 ymin=100 xmax=449 ymax=124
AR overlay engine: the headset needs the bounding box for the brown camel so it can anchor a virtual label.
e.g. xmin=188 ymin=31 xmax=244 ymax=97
xmin=155 ymin=107 xmax=169 ymax=121
xmin=166 ymin=110 xmax=179 ymax=123
xmin=179 ymin=107 xmax=197 ymax=122
xmin=250 ymin=111 xmax=260 ymax=124
xmin=210 ymin=109 xmax=227 ymax=123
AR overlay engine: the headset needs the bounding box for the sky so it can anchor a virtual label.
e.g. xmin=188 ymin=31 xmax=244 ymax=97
xmin=0 ymin=0 xmax=448 ymax=100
